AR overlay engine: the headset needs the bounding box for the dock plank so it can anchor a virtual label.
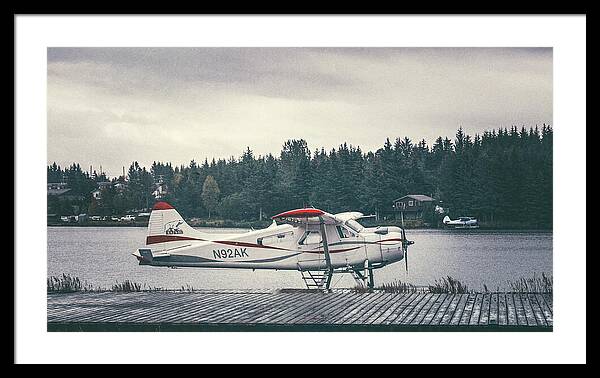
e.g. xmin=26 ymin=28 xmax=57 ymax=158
xmin=382 ymin=292 xmax=424 ymax=325
xmin=354 ymin=293 xmax=398 ymax=324
xmin=478 ymin=293 xmax=491 ymax=326
xmin=400 ymin=293 xmax=433 ymax=325
xmin=208 ymin=292 xmax=287 ymax=324
xmin=469 ymin=294 xmax=484 ymax=326
xmin=258 ymin=292 xmax=323 ymax=324
xmin=431 ymin=294 xmax=456 ymax=326
xmin=506 ymin=293 xmax=518 ymax=326
xmin=543 ymin=293 xmax=553 ymax=315
xmin=421 ymin=294 xmax=447 ymax=325
xmin=449 ymin=294 xmax=469 ymax=326
xmin=110 ymin=292 xmax=196 ymax=323
xmin=529 ymin=294 xmax=547 ymax=327
xmin=364 ymin=293 xmax=406 ymax=324
xmin=295 ymin=292 xmax=356 ymax=324
xmin=489 ymin=293 xmax=499 ymax=326
xmin=459 ymin=294 xmax=477 ymax=326
xmin=310 ymin=291 xmax=360 ymax=324
xmin=513 ymin=293 xmax=528 ymax=326
xmin=520 ymin=294 xmax=539 ymax=326
xmin=535 ymin=293 xmax=553 ymax=327
xmin=340 ymin=292 xmax=389 ymax=324
xmin=371 ymin=292 xmax=415 ymax=325
xmin=215 ymin=291 xmax=296 ymax=323
xmin=411 ymin=293 xmax=441 ymax=325
xmin=314 ymin=292 xmax=364 ymax=324
xmin=158 ymin=293 xmax=243 ymax=323
xmin=497 ymin=293 xmax=507 ymax=326
xmin=440 ymin=294 xmax=462 ymax=325
xmin=251 ymin=292 xmax=316 ymax=323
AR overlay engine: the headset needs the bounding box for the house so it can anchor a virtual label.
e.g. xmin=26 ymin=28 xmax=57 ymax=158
xmin=91 ymin=181 xmax=112 ymax=200
xmin=152 ymin=182 xmax=167 ymax=199
xmin=91 ymin=189 xmax=102 ymax=200
xmin=392 ymin=194 xmax=436 ymax=220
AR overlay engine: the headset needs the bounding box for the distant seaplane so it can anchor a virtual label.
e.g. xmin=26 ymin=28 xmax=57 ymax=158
xmin=443 ymin=215 xmax=480 ymax=229
xmin=133 ymin=202 xmax=414 ymax=289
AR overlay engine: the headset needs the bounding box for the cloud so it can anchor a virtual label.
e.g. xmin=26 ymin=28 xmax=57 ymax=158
xmin=47 ymin=47 xmax=552 ymax=177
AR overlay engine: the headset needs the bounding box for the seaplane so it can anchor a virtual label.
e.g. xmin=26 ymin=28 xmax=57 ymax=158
xmin=442 ymin=215 xmax=480 ymax=229
xmin=133 ymin=201 xmax=414 ymax=289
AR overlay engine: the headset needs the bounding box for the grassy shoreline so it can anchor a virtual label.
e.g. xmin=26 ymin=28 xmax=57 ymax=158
xmin=48 ymin=273 xmax=553 ymax=294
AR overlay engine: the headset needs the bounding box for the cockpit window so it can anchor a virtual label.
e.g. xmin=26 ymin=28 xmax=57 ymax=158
xmin=336 ymin=225 xmax=352 ymax=238
xmin=346 ymin=219 xmax=364 ymax=233
xmin=259 ymin=231 xmax=293 ymax=246
xmin=298 ymin=231 xmax=322 ymax=245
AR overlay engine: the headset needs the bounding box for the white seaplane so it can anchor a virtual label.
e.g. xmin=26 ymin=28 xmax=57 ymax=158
xmin=443 ymin=215 xmax=480 ymax=229
xmin=133 ymin=202 xmax=414 ymax=289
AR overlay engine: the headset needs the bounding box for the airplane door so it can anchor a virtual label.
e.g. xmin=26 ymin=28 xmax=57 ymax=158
xmin=296 ymin=229 xmax=327 ymax=271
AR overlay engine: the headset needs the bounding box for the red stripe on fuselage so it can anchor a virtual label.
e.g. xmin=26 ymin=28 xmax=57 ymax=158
xmin=304 ymin=246 xmax=361 ymax=254
xmin=146 ymin=235 xmax=288 ymax=251
xmin=377 ymin=238 xmax=404 ymax=243
xmin=146 ymin=235 xmax=204 ymax=245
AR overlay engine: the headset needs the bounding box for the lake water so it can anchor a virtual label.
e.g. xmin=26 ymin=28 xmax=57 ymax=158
xmin=47 ymin=227 xmax=552 ymax=291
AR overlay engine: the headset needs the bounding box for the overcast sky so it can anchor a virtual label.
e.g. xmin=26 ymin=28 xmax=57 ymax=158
xmin=47 ymin=47 xmax=552 ymax=178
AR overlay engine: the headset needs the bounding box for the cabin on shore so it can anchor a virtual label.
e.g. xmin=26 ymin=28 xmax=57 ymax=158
xmin=392 ymin=194 xmax=436 ymax=220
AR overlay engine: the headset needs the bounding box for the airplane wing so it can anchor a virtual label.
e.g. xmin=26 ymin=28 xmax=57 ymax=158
xmin=271 ymin=208 xmax=366 ymax=225
xmin=333 ymin=211 xmax=365 ymax=223
xmin=271 ymin=208 xmax=340 ymax=225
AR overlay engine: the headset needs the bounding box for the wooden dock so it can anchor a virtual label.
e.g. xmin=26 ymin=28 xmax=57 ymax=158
xmin=47 ymin=290 xmax=553 ymax=331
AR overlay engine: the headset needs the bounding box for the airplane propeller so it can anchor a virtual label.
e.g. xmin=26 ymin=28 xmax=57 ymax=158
xmin=400 ymin=212 xmax=414 ymax=273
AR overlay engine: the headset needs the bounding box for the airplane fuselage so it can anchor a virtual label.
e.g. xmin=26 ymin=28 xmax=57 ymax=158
xmin=135 ymin=223 xmax=405 ymax=272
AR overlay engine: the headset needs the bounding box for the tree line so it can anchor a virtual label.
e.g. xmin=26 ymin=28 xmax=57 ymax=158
xmin=48 ymin=125 xmax=552 ymax=228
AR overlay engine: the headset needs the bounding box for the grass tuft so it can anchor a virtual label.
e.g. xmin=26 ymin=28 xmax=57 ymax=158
xmin=111 ymin=280 xmax=142 ymax=292
xmin=507 ymin=272 xmax=552 ymax=293
xmin=378 ymin=279 xmax=422 ymax=293
xmin=47 ymin=274 xmax=91 ymax=293
xmin=352 ymin=279 xmax=424 ymax=293
xmin=428 ymin=276 xmax=471 ymax=294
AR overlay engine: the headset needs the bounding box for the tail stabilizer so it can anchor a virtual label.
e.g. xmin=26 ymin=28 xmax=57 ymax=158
xmin=146 ymin=202 xmax=212 ymax=249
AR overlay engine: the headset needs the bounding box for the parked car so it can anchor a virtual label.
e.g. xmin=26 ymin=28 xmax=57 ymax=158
xmin=121 ymin=215 xmax=136 ymax=223
xmin=111 ymin=216 xmax=120 ymax=222
xmin=90 ymin=216 xmax=102 ymax=221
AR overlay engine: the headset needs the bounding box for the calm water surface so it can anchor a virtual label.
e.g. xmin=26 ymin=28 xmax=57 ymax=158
xmin=47 ymin=227 xmax=552 ymax=290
